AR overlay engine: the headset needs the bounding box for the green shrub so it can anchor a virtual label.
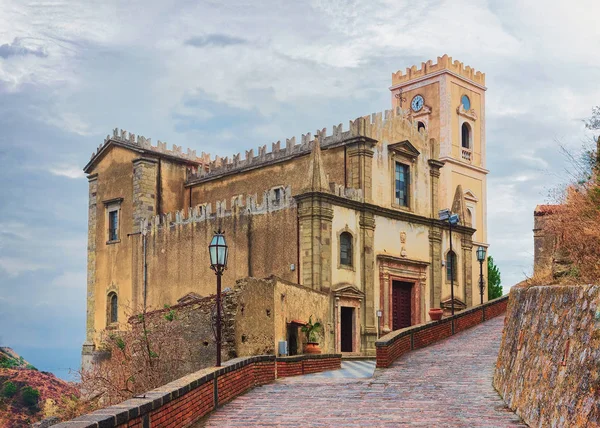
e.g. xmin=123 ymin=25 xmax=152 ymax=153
xmin=2 ymin=382 xmax=17 ymax=398
xmin=21 ymin=386 xmax=40 ymax=408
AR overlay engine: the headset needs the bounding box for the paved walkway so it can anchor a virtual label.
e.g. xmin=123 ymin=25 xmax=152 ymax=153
xmin=199 ymin=316 xmax=526 ymax=427
xmin=301 ymin=360 xmax=376 ymax=379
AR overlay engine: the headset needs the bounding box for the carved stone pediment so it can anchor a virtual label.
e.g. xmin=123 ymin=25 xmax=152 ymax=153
xmin=333 ymin=283 xmax=364 ymax=299
xmin=457 ymin=104 xmax=478 ymax=121
xmin=440 ymin=297 xmax=467 ymax=312
xmin=388 ymin=140 xmax=421 ymax=160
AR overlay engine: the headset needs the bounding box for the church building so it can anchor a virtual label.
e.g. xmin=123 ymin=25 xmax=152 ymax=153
xmin=82 ymin=55 xmax=489 ymax=364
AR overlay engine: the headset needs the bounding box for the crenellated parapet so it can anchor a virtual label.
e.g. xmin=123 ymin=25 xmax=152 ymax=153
xmin=141 ymin=185 xmax=295 ymax=234
xmin=187 ymin=106 xmax=428 ymax=183
xmin=391 ymin=54 xmax=485 ymax=86
xmin=90 ymin=128 xmax=210 ymax=165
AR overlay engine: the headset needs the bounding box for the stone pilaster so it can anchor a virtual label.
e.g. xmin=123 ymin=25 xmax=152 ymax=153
xmin=462 ymin=234 xmax=473 ymax=307
xmin=132 ymin=157 xmax=158 ymax=233
xmin=428 ymin=159 xmax=444 ymax=218
xmin=346 ymin=139 xmax=376 ymax=202
xmin=82 ymin=173 xmax=98 ymax=369
xmin=359 ymin=211 xmax=376 ymax=354
xmin=297 ymin=195 xmax=333 ymax=292
xmin=429 ymin=227 xmax=443 ymax=308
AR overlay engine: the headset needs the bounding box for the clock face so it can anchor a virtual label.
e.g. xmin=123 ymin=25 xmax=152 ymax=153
xmin=411 ymin=95 xmax=424 ymax=112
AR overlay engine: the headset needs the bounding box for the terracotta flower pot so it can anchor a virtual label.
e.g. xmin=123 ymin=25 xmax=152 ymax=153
xmin=428 ymin=308 xmax=443 ymax=321
xmin=304 ymin=342 xmax=321 ymax=354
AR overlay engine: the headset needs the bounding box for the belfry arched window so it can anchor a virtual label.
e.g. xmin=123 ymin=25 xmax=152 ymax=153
xmin=108 ymin=292 xmax=118 ymax=324
xmin=446 ymin=251 xmax=458 ymax=281
xmin=461 ymin=123 xmax=471 ymax=149
xmin=417 ymin=121 xmax=426 ymax=133
xmin=340 ymin=232 xmax=353 ymax=267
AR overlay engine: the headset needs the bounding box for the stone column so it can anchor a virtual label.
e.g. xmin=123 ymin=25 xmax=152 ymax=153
xmin=132 ymin=157 xmax=158 ymax=233
xmin=360 ymin=211 xmax=377 ymax=355
xmin=462 ymin=234 xmax=473 ymax=307
xmin=82 ymin=173 xmax=98 ymax=370
xmin=297 ymin=195 xmax=333 ymax=292
xmin=429 ymin=227 xmax=443 ymax=308
xmin=346 ymin=139 xmax=376 ymax=202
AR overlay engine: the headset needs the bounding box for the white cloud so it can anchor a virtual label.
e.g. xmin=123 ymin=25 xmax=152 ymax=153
xmin=48 ymin=165 xmax=86 ymax=179
xmin=0 ymin=257 xmax=48 ymax=277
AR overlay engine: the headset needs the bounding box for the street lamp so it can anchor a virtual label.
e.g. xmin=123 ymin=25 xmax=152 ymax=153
xmin=476 ymin=246 xmax=487 ymax=305
xmin=209 ymin=229 xmax=228 ymax=367
xmin=439 ymin=209 xmax=459 ymax=315
xmin=376 ymin=310 xmax=383 ymax=338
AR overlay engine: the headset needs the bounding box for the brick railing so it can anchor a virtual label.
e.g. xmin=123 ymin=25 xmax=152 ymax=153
xmin=375 ymin=296 xmax=509 ymax=368
xmin=57 ymin=353 xmax=341 ymax=427
xmin=277 ymin=354 xmax=341 ymax=377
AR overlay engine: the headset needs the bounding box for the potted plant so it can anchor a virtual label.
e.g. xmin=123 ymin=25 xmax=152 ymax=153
xmin=301 ymin=316 xmax=322 ymax=354
xmin=428 ymin=307 xmax=443 ymax=321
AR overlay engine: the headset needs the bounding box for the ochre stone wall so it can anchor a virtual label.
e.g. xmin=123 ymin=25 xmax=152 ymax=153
xmin=133 ymin=209 xmax=298 ymax=311
xmin=494 ymin=284 xmax=600 ymax=427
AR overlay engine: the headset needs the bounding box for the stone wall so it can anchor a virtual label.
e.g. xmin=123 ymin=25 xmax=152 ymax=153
xmin=494 ymin=284 xmax=600 ymax=427
xmin=134 ymin=276 xmax=331 ymax=378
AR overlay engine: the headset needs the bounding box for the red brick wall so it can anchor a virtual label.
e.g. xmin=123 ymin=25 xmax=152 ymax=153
xmin=454 ymin=310 xmax=484 ymax=333
xmin=413 ymin=322 xmax=452 ymax=349
xmin=277 ymin=361 xmax=303 ymax=377
xmin=302 ymin=357 xmax=341 ymax=374
xmin=65 ymin=354 xmax=341 ymax=428
xmin=276 ymin=355 xmax=342 ymax=377
xmin=217 ymin=364 xmax=255 ymax=405
xmin=149 ymin=382 xmax=214 ymax=427
xmin=375 ymin=296 xmax=509 ymax=368
xmin=484 ymin=298 xmax=508 ymax=320
xmin=376 ymin=335 xmax=411 ymax=368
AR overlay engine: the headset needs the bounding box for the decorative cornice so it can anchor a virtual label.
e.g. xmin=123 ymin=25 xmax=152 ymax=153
xmin=439 ymin=156 xmax=489 ymax=174
xmin=457 ymin=104 xmax=478 ymax=121
xmin=389 ymin=140 xmax=421 ymax=160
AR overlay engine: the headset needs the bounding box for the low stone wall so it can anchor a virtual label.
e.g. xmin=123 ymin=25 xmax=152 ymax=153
xmin=57 ymin=354 xmax=341 ymax=427
xmin=375 ymin=296 xmax=509 ymax=368
xmin=494 ymin=284 xmax=600 ymax=427
xmin=276 ymin=354 xmax=341 ymax=377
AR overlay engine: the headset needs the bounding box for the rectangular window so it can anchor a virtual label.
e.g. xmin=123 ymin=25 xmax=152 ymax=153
xmin=395 ymin=163 xmax=409 ymax=207
xmin=108 ymin=209 xmax=119 ymax=241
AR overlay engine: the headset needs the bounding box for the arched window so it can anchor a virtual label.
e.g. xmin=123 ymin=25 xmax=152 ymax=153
xmin=417 ymin=121 xmax=426 ymax=133
xmin=108 ymin=292 xmax=118 ymax=324
xmin=461 ymin=123 xmax=471 ymax=149
xmin=340 ymin=232 xmax=353 ymax=267
xmin=446 ymin=251 xmax=457 ymax=281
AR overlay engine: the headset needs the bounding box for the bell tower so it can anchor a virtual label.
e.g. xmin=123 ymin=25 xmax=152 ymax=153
xmin=389 ymin=55 xmax=489 ymax=306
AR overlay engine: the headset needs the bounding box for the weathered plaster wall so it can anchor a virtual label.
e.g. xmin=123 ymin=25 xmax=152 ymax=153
xmin=189 ymin=145 xmax=346 ymax=204
xmin=273 ymin=279 xmax=331 ymax=354
xmin=494 ymin=284 xmax=600 ymax=427
xmin=134 ymin=208 xmax=298 ymax=312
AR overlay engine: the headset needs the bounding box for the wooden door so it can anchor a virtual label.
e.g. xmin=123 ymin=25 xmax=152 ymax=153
xmin=340 ymin=307 xmax=354 ymax=352
xmin=392 ymin=281 xmax=412 ymax=330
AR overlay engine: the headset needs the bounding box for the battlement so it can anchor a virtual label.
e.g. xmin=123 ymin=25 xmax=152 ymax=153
xmin=186 ymin=106 xmax=428 ymax=183
xmin=142 ymin=185 xmax=296 ymax=234
xmin=391 ymin=54 xmax=485 ymax=86
xmin=91 ymin=128 xmax=209 ymax=165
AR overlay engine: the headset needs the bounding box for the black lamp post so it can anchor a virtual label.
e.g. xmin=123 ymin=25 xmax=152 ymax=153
xmin=439 ymin=209 xmax=459 ymax=315
xmin=476 ymin=245 xmax=486 ymax=305
xmin=209 ymin=229 xmax=228 ymax=367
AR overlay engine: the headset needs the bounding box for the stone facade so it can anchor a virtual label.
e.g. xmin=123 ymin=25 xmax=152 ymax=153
xmin=82 ymin=56 xmax=489 ymax=363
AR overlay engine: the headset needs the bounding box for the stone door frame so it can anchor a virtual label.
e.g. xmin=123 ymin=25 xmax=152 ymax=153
xmin=377 ymin=255 xmax=428 ymax=334
xmin=333 ymin=284 xmax=364 ymax=355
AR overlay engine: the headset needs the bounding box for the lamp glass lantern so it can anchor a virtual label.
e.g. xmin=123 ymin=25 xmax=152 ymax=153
xmin=476 ymin=246 xmax=486 ymax=262
xmin=209 ymin=230 xmax=228 ymax=273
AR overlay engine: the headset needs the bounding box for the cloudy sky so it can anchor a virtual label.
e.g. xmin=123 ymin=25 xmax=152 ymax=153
xmin=0 ymin=0 xmax=598 ymax=380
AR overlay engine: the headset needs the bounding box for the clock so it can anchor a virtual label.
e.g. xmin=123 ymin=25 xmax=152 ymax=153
xmin=411 ymin=95 xmax=424 ymax=112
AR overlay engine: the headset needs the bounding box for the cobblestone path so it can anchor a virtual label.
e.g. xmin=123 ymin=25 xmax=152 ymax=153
xmin=199 ymin=316 xmax=526 ymax=427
